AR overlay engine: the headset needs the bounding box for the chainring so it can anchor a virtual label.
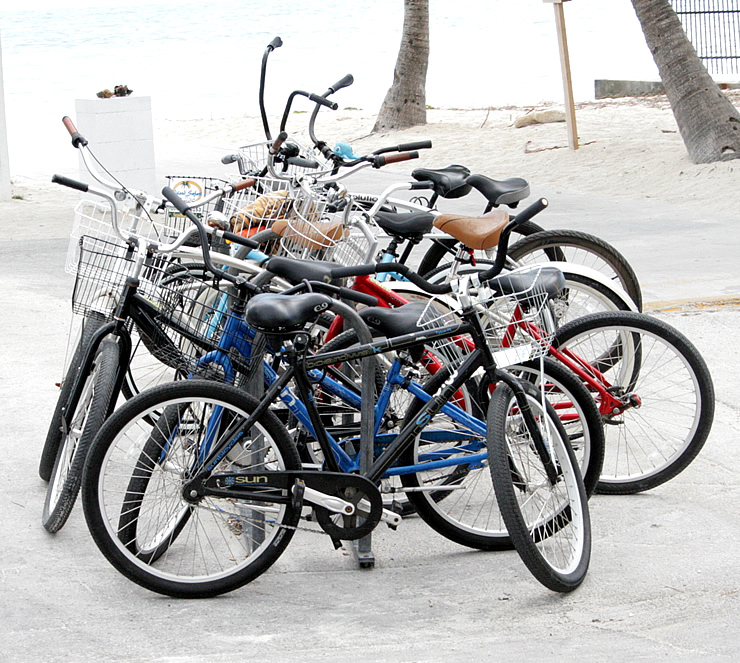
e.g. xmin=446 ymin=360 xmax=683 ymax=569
xmin=312 ymin=474 xmax=383 ymax=541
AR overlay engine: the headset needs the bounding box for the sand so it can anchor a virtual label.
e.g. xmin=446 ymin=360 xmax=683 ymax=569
xmin=4 ymin=90 xmax=739 ymax=243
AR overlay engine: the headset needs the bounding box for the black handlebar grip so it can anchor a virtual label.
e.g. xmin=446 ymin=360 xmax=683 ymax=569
xmin=374 ymin=263 xmax=453 ymax=295
xmin=286 ymin=156 xmax=320 ymax=170
xmin=221 ymin=154 xmax=239 ymax=164
xmin=307 ymin=93 xmax=339 ymax=110
xmin=268 ymin=36 xmax=283 ymax=50
xmin=62 ymin=116 xmax=88 ymax=148
xmin=162 ymin=186 xmax=190 ymax=215
xmin=397 ymin=140 xmax=433 ymax=151
xmin=329 ymin=74 xmax=354 ymax=94
xmin=221 ymin=230 xmax=260 ymax=249
xmin=337 ymin=286 xmax=378 ymax=307
xmin=330 ymin=264 xmax=377 ymax=279
xmin=51 ymin=174 xmax=89 ymax=193
xmin=513 ymin=197 xmax=548 ymax=226
xmin=410 ymin=181 xmax=435 ymax=190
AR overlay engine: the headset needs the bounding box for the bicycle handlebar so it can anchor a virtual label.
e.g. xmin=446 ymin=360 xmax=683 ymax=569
xmin=373 ymin=141 xmax=432 ymax=156
xmin=62 ymin=116 xmax=88 ymax=148
xmin=51 ymin=173 xmax=89 ymax=193
xmin=372 ymin=151 xmax=419 ymax=168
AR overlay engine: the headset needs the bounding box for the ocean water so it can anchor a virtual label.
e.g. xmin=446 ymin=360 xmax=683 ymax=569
xmin=0 ymin=0 xmax=657 ymax=177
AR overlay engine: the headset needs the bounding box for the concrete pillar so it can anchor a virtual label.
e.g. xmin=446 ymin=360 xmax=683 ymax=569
xmin=0 ymin=34 xmax=11 ymax=201
xmin=75 ymin=96 xmax=156 ymax=194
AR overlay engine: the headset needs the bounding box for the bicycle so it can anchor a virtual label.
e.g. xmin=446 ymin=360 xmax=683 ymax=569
xmin=81 ymin=196 xmax=592 ymax=596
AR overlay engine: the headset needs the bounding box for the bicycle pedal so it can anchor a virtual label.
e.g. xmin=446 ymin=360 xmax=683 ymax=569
xmin=291 ymin=479 xmax=306 ymax=510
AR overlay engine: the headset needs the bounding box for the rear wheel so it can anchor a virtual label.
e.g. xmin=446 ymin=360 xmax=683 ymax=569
xmin=487 ymin=380 xmax=591 ymax=592
xmin=553 ymin=311 xmax=715 ymax=494
xmin=507 ymin=229 xmax=642 ymax=310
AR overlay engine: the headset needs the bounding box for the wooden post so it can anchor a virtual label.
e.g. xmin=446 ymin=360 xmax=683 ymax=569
xmin=544 ymin=0 xmax=578 ymax=150
xmin=0 ymin=33 xmax=11 ymax=200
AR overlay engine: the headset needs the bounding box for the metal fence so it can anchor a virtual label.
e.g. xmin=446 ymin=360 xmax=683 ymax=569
xmin=672 ymin=0 xmax=740 ymax=76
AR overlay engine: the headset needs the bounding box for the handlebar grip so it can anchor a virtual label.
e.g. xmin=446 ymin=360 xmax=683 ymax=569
xmin=336 ymin=286 xmax=378 ymax=307
xmin=221 ymin=154 xmax=239 ymax=165
xmin=307 ymin=93 xmax=339 ymax=110
xmin=330 ymin=264 xmax=376 ymax=279
xmin=231 ymin=178 xmax=256 ymax=192
xmin=51 ymin=174 xmax=89 ymax=193
xmin=270 ymin=131 xmax=288 ymax=155
xmin=373 ymin=151 xmax=419 ymax=168
xmin=410 ymin=181 xmax=435 ymax=191
xmin=286 ymin=156 xmax=320 ymax=170
xmin=397 ymin=140 xmax=432 ymax=151
xmin=221 ymin=230 xmax=260 ymax=249
xmin=62 ymin=116 xmax=88 ymax=148
xmin=328 ymin=74 xmax=354 ymax=94
xmin=512 ymin=197 xmax=548 ymax=226
xmin=162 ymin=186 xmax=190 ymax=215
xmin=268 ymin=36 xmax=283 ymax=50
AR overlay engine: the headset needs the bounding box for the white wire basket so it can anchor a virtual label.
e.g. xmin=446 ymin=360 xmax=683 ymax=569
xmin=417 ymin=265 xmax=558 ymax=368
xmin=66 ymin=177 xmax=230 ymax=275
xmin=275 ymin=193 xmax=377 ymax=267
xmin=237 ymin=140 xmax=329 ymax=178
xmin=219 ymin=176 xmax=298 ymax=249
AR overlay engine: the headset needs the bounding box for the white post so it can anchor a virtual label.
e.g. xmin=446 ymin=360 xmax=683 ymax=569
xmin=544 ymin=0 xmax=579 ymax=150
xmin=0 ymin=33 xmax=12 ymax=200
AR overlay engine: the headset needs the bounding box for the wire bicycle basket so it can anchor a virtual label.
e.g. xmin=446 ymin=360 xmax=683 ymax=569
xmin=417 ymin=265 xmax=559 ymax=369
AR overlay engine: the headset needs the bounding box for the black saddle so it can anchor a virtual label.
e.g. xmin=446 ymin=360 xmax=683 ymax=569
xmin=466 ymin=174 xmax=530 ymax=208
xmin=265 ymin=256 xmax=343 ymax=286
xmin=411 ymin=164 xmax=472 ymax=199
xmin=489 ymin=267 xmax=565 ymax=306
xmin=246 ymin=292 xmax=333 ymax=333
xmin=373 ymin=210 xmax=436 ymax=240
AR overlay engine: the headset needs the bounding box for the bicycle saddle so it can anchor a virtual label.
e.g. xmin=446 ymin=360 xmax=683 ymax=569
xmin=373 ymin=210 xmax=436 ymax=239
xmin=466 ymin=174 xmax=530 ymax=208
xmin=246 ymin=292 xmax=333 ymax=333
xmin=359 ymin=302 xmax=432 ymax=363
xmin=411 ymin=164 xmax=472 ymax=199
xmin=433 ymin=209 xmax=510 ymax=250
xmin=265 ymin=256 xmax=344 ymax=286
xmin=489 ymin=266 xmax=565 ymax=305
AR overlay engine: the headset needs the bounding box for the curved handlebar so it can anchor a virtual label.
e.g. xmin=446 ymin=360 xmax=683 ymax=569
xmin=267 ymin=36 xmax=283 ymax=51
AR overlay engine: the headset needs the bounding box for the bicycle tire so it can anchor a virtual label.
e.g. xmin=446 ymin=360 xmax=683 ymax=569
xmin=81 ymin=380 xmax=302 ymax=598
xmin=417 ymin=219 xmax=544 ymax=278
xmin=40 ymin=311 xmax=107 ymax=481
xmin=487 ymin=380 xmax=591 ymax=592
xmin=505 ymin=358 xmax=605 ymax=497
xmin=553 ymin=311 xmax=715 ymax=494
xmin=507 ymin=229 xmax=642 ymax=311
xmin=42 ymin=338 xmax=119 ymax=533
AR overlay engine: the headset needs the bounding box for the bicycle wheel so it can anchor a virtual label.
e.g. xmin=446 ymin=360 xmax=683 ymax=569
xmin=507 ymin=229 xmax=642 ymax=311
xmin=487 ymin=380 xmax=591 ymax=592
xmin=42 ymin=338 xmax=119 ymax=533
xmin=553 ymin=311 xmax=715 ymax=494
xmin=423 ymin=260 xmax=633 ymax=326
xmin=82 ymin=380 xmax=302 ymax=598
xmin=505 ymin=358 xmax=605 ymax=497
xmin=417 ymin=219 xmax=544 ymax=278
xmin=40 ymin=311 xmax=107 ymax=481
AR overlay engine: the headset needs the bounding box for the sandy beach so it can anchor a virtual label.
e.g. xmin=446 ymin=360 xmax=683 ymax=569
xmin=6 ymin=90 xmax=739 ymax=239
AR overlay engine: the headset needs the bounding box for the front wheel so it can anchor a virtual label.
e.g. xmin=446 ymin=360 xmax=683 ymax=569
xmin=42 ymin=338 xmax=119 ymax=533
xmin=81 ymin=380 xmax=302 ymax=598
xmin=487 ymin=380 xmax=591 ymax=592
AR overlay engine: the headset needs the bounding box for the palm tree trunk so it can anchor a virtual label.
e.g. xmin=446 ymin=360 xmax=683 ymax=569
xmin=631 ymin=0 xmax=740 ymax=164
xmin=373 ymin=0 xmax=429 ymax=133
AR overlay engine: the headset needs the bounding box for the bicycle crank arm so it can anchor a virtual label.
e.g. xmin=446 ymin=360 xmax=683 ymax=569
xmin=302 ymin=486 xmax=356 ymax=516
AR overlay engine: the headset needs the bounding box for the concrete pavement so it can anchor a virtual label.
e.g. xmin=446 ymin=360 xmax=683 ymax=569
xmin=1 ymin=160 xmax=739 ymax=661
